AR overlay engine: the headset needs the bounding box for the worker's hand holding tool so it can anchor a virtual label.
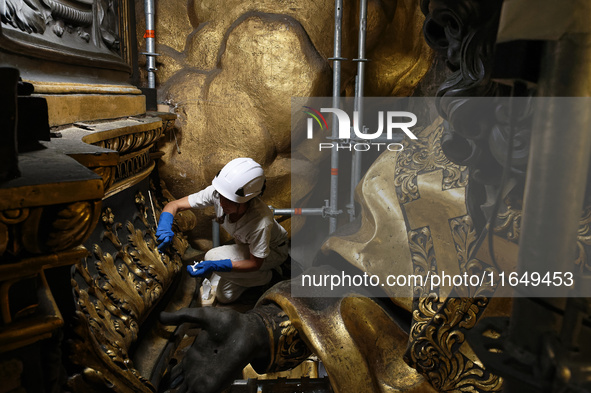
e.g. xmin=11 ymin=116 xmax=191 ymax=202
xmin=156 ymin=212 xmax=175 ymax=251
xmin=186 ymin=259 xmax=232 ymax=277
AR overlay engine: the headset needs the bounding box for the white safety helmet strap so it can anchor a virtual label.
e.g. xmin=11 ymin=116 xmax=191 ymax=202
xmin=212 ymin=158 xmax=266 ymax=203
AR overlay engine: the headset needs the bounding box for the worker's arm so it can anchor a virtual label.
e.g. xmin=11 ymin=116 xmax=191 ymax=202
xmin=162 ymin=195 xmax=192 ymax=215
xmin=156 ymin=196 xmax=193 ymax=250
xmin=187 ymin=253 xmax=264 ymax=277
xmin=229 ymin=254 xmax=264 ymax=271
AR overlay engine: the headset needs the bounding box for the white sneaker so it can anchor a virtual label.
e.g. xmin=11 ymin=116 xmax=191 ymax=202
xmin=199 ymin=272 xmax=220 ymax=307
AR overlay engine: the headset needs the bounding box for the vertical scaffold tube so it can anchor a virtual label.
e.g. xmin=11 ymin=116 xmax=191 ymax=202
xmin=350 ymin=0 xmax=369 ymax=222
xmin=144 ymin=0 xmax=156 ymax=89
xmin=329 ymin=0 xmax=345 ymax=234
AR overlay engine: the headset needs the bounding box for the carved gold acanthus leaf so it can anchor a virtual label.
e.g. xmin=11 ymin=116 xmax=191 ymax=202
xmin=405 ymin=297 xmax=503 ymax=392
xmin=70 ymin=191 xmax=188 ymax=392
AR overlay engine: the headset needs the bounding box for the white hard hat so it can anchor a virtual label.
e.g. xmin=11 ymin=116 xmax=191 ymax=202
xmin=212 ymin=158 xmax=266 ymax=203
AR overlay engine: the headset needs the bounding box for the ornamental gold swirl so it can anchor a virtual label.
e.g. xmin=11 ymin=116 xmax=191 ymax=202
xmin=450 ymin=216 xmax=497 ymax=298
xmin=395 ymin=120 xmax=467 ymax=204
xmin=405 ymin=298 xmax=503 ymax=392
xmin=408 ymin=227 xmax=444 ymax=344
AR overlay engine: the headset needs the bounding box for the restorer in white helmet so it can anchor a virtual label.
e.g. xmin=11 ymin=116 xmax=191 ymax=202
xmin=156 ymin=157 xmax=289 ymax=304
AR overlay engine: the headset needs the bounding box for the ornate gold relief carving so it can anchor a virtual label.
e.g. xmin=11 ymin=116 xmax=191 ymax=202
xmin=133 ymin=193 xmax=152 ymax=229
xmin=450 ymin=216 xmax=497 ymax=299
xmin=116 ymin=147 xmax=153 ymax=183
xmin=58 ymin=116 xmax=170 ymax=199
xmin=82 ymin=122 xmax=163 ymax=189
xmin=406 ymin=214 xmax=502 ymax=392
xmin=45 ymin=201 xmax=102 ymax=251
xmin=395 ymin=119 xmax=468 ymax=204
xmin=100 ymin=207 xmax=123 ymax=250
xmin=0 ymin=208 xmax=31 ymax=257
xmin=85 ymin=125 xmax=163 ymax=156
xmin=405 ymin=215 xmax=503 ymax=392
xmin=250 ymin=304 xmax=311 ymax=374
xmin=409 ymin=227 xmax=438 ymax=299
xmin=276 ymin=314 xmax=311 ymax=371
xmin=492 ymin=198 xmax=522 ymax=244
xmin=388 ymin=119 xmax=503 ymax=391
xmin=93 ymin=166 xmax=117 ymax=192
xmin=69 ymin=190 xmax=188 ymax=392
xmin=1 ymin=0 xmax=131 ymax=70
xmin=0 ymin=201 xmax=101 ymax=259
xmin=408 ymin=227 xmax=441 ymax=342
xmin=405 ymin=297 xmax=503 ymax=392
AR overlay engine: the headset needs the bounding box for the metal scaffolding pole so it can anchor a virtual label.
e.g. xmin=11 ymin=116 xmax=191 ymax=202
xmin=349 ymin=0 xmax=369 ymax=222
xmin=212 ymin=1 xmax=364 ymax=239
xmin=143 ymin=0 xmax=158 ymax=88
xmin=327 ymin=0 xmax=345 ymax=234
xmin=272 ymin=208 xmax=326 ymax=216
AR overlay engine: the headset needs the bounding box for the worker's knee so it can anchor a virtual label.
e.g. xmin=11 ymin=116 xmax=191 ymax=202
xmin=204 ymin=247 xmax=226 ymax=261
xmin=204 ymin=244 xmax=249 ymax=262
xmin=215 ymin=280 xmax=247 ymax=304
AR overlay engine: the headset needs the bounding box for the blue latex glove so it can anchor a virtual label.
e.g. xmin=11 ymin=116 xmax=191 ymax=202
xmin=187 ymin=259 xmax=233 ymax=277
xmin=156 ymin=212 xmax=175 ymax=251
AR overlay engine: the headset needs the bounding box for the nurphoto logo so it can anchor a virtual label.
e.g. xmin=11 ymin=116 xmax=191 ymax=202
xmin=304 ymin=107 xmax=418 ymax=152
